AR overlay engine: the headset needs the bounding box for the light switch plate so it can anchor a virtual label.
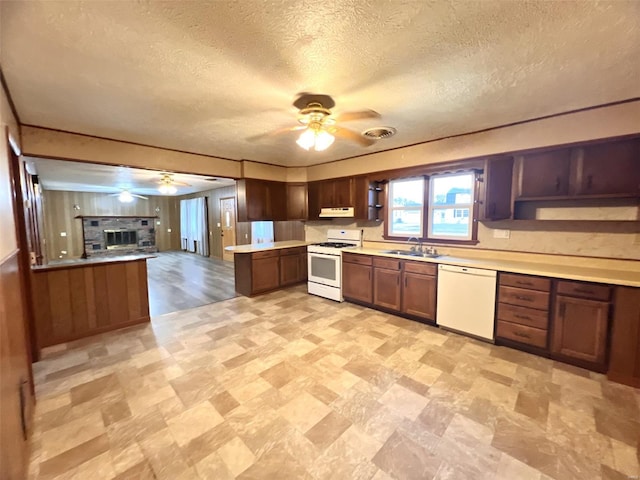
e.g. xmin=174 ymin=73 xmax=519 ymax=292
xmin=493 ymin=229 xmax=511 ymax=239
xmin=60 ymin=231 xmax=67 ymax=237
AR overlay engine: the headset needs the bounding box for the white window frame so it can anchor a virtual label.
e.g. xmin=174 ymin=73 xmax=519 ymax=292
xmin=427 ymin=172 xmax=476 ymax=241
xmin=387 ymin=177 xmax=426 ymax=238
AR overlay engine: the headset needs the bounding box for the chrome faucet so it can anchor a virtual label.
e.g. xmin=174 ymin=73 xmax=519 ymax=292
xmin=406 ymin=237 xmax=423 ymax=253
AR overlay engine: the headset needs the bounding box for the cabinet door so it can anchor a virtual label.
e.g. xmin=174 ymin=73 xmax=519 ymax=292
xmin=373 ymin=268 xmax=401 ymax=311
xmin=286 ymin=183 xmax=308 ymax=220
xmin=401 ymin=272 xmax=436 ymax=321
xmin=251 ymin=256 xmax=280 ymax=293
xmin=319 ymin=180 xmax=335 ymax=207
xmin=481 ymin=157 xmax=514 ymax=220
xmin=268 ymin=181 xmax=287 ymax=221
xmin=246 ymin=180 xmax=269 ymax=220
xmin=298 ymin=253 xmax=308 ymax=282
xmin=279 ymin=253 xmax=300 ymax=286
xmin=307 ymin=181 xmax=321 ymax=220
xmin=577 ymin=139 xmax=640 ymax=196
xmin=552 ymin=296 xmax=609 ymax=367
xmin=517 ymin=149 xmax=572 ymax=198
xmin=334 ymin=177 xmax=354 ymax=207
xmin=343 ymin=261 xmax=373 ymax=304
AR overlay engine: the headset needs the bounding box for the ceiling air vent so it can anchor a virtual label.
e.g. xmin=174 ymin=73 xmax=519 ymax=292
xmin=204 ymin=178 xmax=218 ymax=182
xmin=362 ymin=127 xmax=397 ymax=140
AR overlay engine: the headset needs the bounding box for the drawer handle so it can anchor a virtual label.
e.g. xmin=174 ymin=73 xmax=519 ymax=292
xmin=573 ymin=288 xmax=594 ymax=295
xmin=514 ymin=314 xmax=531 ymax=320
xmin=515 ymin=295 xmax=533 ymax=302
xmin=516 ymin=281 xmax=533 ymax=286
xmin=514 ymin=331 xmax=530 ymax=339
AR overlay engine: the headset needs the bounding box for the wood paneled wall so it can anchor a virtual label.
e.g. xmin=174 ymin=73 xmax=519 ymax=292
xmin=31 ymin=259 xmax=150 ymax=348
xmin=42 ymin=190 xmax=180 ymax=260
xmin=0 ymin=251 xmax=34 ymax=480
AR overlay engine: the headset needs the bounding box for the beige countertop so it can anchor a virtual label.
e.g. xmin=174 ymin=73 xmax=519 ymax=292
xmin=346 ymin=247 xmax=640 ymax=287
xmin=32 ymin=254 xmax=156 ymax=272
xmin=225 ymin=240 xmax=310 ymax=253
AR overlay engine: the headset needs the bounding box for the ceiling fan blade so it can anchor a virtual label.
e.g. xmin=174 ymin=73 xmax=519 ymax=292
xmin=132 ymin=194 xmax=148 ymax=200
xmin=332 ymin=126 xmax=376 ymax=147
xmin=334 ymin=109 xmax=380 ymax=122
xmin=247 ymin=125 xmax=306 ymax=142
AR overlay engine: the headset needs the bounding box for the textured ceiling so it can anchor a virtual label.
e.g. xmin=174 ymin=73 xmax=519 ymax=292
xmin=27 ymin=157 xmax=235 ymax=196
xmin=2 ymin=1 xmax=639 ymax=167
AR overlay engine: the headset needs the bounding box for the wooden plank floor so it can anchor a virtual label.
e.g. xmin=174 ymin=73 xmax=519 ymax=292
xmin=147 ymin=251 xmax=238 ymax=317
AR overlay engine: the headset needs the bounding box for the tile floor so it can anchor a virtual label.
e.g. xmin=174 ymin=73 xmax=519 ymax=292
xmin=28 ymin=286 xmax=640 ymax=479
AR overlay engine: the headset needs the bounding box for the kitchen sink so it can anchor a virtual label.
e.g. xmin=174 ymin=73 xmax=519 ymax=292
xmin=381 ymin=249 xmax=440 ymax=258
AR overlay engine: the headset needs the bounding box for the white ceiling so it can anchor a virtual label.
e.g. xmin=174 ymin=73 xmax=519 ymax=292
xmin=27 ymin=157 xmax=235 ymax=196
xmin=2 ymin=1 xmax=639 ymax=168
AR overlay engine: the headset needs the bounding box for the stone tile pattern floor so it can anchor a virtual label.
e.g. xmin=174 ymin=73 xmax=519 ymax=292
xmin=28 ymin=286 xmax=640 ymax=480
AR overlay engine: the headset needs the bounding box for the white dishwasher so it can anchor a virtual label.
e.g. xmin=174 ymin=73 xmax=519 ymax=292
xmin=436 ymin=264 xmax=497 ymax=341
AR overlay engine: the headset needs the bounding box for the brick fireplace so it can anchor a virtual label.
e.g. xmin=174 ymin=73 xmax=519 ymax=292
xmin=79 ymin=216 xmax=158 ymax=257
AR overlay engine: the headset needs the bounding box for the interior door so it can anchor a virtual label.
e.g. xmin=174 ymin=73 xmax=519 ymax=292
xmin=220 ymin=197 xmax=236 ymax=261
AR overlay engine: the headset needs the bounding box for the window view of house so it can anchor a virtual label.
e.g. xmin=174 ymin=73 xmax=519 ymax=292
xmin=388 ymin=178 xmax=425 ymax=237
xmin=428 ymin=172 xmax=475 ymax=240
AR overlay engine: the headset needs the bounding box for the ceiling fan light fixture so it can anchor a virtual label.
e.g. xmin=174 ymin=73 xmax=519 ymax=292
xmin=118 ymin=190 xmax=134 ymax=203
xmin=158 ymin=184 xmax=177 ymax=195
xmin=296 ymin=127 xmax=335 ymax=152
xmin=314 ymin=129 xmax=335 ymax=151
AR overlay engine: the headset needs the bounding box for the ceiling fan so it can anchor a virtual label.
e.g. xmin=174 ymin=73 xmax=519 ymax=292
xmin=249 ymin=93 xmax=381 ymax=151
xmin=108 ymin=190 xmax=148 ymax=203
xmin=157 ymin=174 xmax=190 ymax=194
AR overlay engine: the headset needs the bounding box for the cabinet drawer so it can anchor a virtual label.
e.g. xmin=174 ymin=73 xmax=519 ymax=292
xmin=499 ymin=273 xmax=550 ymax=292
xmin=373 ymin=257 xmax=402 ymax=270
xmin=251 ymin=250 xmax=280 ymax=260
xmin=556 ymin=281 xmax=611 ymax=302
xmin=497 ymin=321 xmax=548 ymax=349
xmin=497 ymin=303 xmax=549 ymax=329
xmin=280 ymin=246 xmax=306 ymax=256
xmin=499 ymin=286 xmax=549 ymax=310
xmin=343 ymin=253 xmax=372 ymax=265
xmin=404 ymin=261 xmax=436 ymax=276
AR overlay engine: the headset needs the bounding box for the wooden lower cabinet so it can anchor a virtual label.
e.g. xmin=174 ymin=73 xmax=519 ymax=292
xmin=551 ymin=295 xmax=609 ymax=369
xmin=608 ymin=286 xmax=640 ymax=387
xmin=235 ymin=247 xmax=307 ymax=296
xmin=343 ymin=254 xmax=436 ymax=323
xmin=401 ymin=262 xmax=437 ymax=321
xmin=343 ymin=261 xmax=372 ymax=304
xmin=374 ymin=268 xmax=401 ymax=311
xmin=252 ymin=256 xmax=280 ymax=293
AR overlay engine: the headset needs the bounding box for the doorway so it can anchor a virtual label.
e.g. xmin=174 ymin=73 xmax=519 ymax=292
xmin=220 ymin=196 xmax=236 ymax=262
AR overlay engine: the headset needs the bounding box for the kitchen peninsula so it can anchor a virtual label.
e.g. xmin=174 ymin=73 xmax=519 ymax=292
xmin=226 ymin=241 xmax=309 ymax=297
xmin=31 ymin=254 xmax=153 ymax=347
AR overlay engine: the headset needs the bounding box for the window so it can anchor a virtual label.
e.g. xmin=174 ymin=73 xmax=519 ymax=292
xmin=387 ymin=177 xmax=425 ymax=237
xmin=427 ymin=172 xmax=475 ymax=241
xmin=251 ymin=221 xmax=274 ymax=244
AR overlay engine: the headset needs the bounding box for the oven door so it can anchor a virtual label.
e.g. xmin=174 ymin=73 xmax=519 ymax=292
xmin=308 ymin=252 xmax=341 ymax=288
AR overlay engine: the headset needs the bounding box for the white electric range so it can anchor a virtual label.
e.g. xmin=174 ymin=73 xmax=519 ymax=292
xmin=307 ymin=229 xmax=363 ymax=302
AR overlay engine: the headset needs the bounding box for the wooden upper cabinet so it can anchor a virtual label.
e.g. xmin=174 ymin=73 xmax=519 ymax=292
xmin=316 ymin=177 xmax=355 ymax=209
xmin=576 ymin=139 xmax=640 ymax=197
xmin=307 ymin=181 xmax=321 ymax=220
xmin=236 ymin=179 xmax=286 ymax=222
xmin=515 ymin=149 xmax=572 ymax=198
xmin=479 ymin=156 xmax=514 ymax=221
xmin=286 ymin=183 xmax=308 ymax=220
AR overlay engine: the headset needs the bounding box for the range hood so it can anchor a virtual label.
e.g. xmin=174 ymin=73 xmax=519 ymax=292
xmin=319 ymin=207 xmax=355 ymax=218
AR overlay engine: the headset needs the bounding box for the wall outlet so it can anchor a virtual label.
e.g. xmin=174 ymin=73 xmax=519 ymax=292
xmin=167 ymin=228 xmax=172 ymax=233
xmin=245 ymin=234 xmax=248 ymax=239
xmin=217 ymin=222 xmax=221 ymax=227
xmin=60 ymin=231 xmax=67 ymax=237
xmin=493 ymin=229 xmax=511 ymax=239
xmin=61 ymin=250 xmax=67 ymax=255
